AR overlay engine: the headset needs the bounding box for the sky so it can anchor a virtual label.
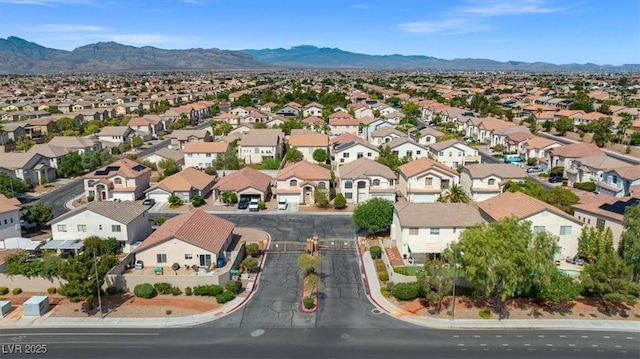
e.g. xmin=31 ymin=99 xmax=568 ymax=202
xmin=0 ymin=0 xmax=638 ymax=65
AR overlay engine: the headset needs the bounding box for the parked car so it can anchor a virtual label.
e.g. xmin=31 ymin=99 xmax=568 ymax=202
xmin=527 ymin=166 xmax=543 ymax=173
xmin=548 ymin=176 xmax=565 ymax=183
xmin=248 ymin=198 xmax=259 ymax=212
xmin=134 ymin=260 xmax=144 ymax=270
xmin=142 ymin=198 xmax=155 ymax=207
xmin=278 ymin=198 xmax=288 ymax=210
xmin=237 ymin=198 xmax=250 ymax=210
xmin=20 ymin=220 xmax=37 ymax=229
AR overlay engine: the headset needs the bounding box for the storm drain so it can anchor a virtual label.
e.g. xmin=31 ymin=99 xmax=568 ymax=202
xmin=371 ymin=308 xmax=383 ymax=315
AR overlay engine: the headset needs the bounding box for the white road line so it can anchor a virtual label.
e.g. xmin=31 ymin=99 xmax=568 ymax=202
xmin=453 ymin=335 xmax=460 ymax=338
xmin=524 ymin=344 xmax=531 ymax=347
xmin=495 ymin=335 xmax=502 ymax=338
xmin=615 ymin=345 xmax=622 ymax=348
xmin=546 ymin=344 xmax=553 ymax=347
xmin=457 ymin=344 xmax=465 ymax=346
xmin=480 ymin=344 xmax=487 ymax=346
xmin=592 ymin=345 xmax=599 ymax=347
xmin=473 ymin=335 xmax=481 ymax=338
xmin=626 ymin=337 xmax=634 ymax=340
xmin=603 ymin=336 xmax=610 ymax=339
xmin=538 ymin=335 xmax=545 ymax=338
xmin=559 ymin=335 xmax=566 ymax=338
xmin=502 ymin=344 xmax=509 ymax=347
xmin=581 ymin=335 xmax=588 ymax=338
xmin=516 ymin=335 xmax=523 ymax=338
xmin=0 ymin=333 xmax=160 ymax=337
xmin=569 ymin=344 xmax=576 ymax=347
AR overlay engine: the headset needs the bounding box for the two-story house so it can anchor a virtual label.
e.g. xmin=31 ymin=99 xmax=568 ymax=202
xmin=369 ymin=127 xmax=406 ymax=147
xmin=183 ymin=141 xmax=230 ymax=169
xmin=597 ymin=165 xmax=640 ymax=198
xmin=333 ymin=140 xmax=379 ymax=167
xmin=167 ymin=129 xmax=212 ymax=150
xmin=573 ymin=195 xmax=639 ymax=247
xmin=416 ymin=127 xmax=444 ymax=146
xmin=328 ymin=113 xmax=359 ymax=137
xmin=547 ymin=143 xmax=604 ymax=174
xmin=83 ymin=158 xmax=151 ymax=202
xmin=0 ymin=152 xmax=56 ymax=186
xmin=397 ymin=157 xmax=460 ymax=203
xmin=274 ymin=160 xmax=331 ymax=204
xmin=521 ymin=136 xmax=561 ymax=166
xmin=385 ymin=137 xmax=429 ymax=161
xmin=427 ymin=139 xmax=481 ymax=169
xmin=337 ymin=157 xmax=396 ymax=203
xmin=302 ymin=102 xmax=323 ymax=118
xmin=288 ymin=131 xmax=329 ymax=163
xmin=0 ymin=194 xmax=21 ymax=240
xmin=96 ymin=126 xmax=135 ymax=145
xmin=460 ymin=163 xmax=527 ymax=202
xmin=236 ymin=129 xmax=284 ymax=164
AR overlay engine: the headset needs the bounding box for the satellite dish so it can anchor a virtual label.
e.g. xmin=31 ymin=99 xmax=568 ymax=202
xmin=172 ymin=263 xmax=180 ymax=271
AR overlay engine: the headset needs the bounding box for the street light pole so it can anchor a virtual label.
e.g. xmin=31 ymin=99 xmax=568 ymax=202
xmin=93 ymin=248 xmax=104 ymax=319
xmin=451 ymin=250 xmax=463 ymax=321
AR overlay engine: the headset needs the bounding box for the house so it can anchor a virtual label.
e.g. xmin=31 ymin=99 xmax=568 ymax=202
xmin=212 ymin=167 xmax=272 ymax=202
xmin=127 ymin=116 xmax=164 ymax=139
xmin=302 ymin=102 xmax=323 ymax=118
xmin=50 ymin=201 xmax=152 ymax=250
xmin=302 ymin=116 xmax=325 ymax=131
xmin=397 ymin=157 xmax=460 ymax=203
xmin=522 ymin=136 xmax=561 ymax=164
xmin=460 ymin=163 xmax=527 ymax=202
xmin=144 ymin=167 xmax=215 ymax=203
xmin=573 ymin=195 xmax=639 ymax=247
xmin=489 ymin=125 xmax=531 ymax=148
xmin=275 ymin=105 xmax=300 ymax=118
xmin=0 ymin=123 xmax=26 ymax=145
xmin=564 ymin=154 xmax=629 ymax=186
xmin=337 ymin=157 xmax=396 ymax=203
xmin=274 ymin=160 xmax=331 ymax=204
xmin=597 ymin=165 xmax=640 ymax=198
xmin=47 ymin=136 xmax=102 ymax=154
xmin=333 ymin=140 xmax=379 ymax=167
xmin=133 ymin=210 xmax=235 ymax=269
xmin=427 ymin=139 xmax=481 ymax=169
xmin=27 ymin=144 xmax=71 ymax=169
xmin=328 ymin=113 xmax=359 ymax=136
xmin=167 ymin=129 xmax=212 ymax=150
xmin=139 ymin=147 xmax=184 ymax=167
xmin=83 ymin=158 xmax=151 ymax=202
xmin=183 ymin=142 xmax=230 ymax=169
xmin=391 ymin=202 xmax=484 ymax=261
xmin=385 ymin=137 xmax=429 ymax=161
xmin=477 ymin=191 xmax=583 ymax=259
xmin=416 ymin=127 xmax=444 ymax=145
xmin=352 ymin=104 xmax=373 ymax=119
xmin=369 ymin=127 xmax=406 ymax=146
xmin=0 ymin=152 xmax=56 ymax=186
xmin=288 ymin=132 xmax=329 ymax=163
xmin=0 ymin=194 xmax=21 ymax=240
xmin=236 ymin=129 xmax=284 ymax=164
xmin=96 ymin=126 xmax=134 ymax=145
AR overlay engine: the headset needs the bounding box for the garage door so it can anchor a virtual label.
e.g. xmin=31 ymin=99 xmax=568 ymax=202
xmin=279 ymin=194 xmax=300 ymax=204
xmin=412 ymin=194 xmax=435 ymax=203
xmin=148 ymin=193 xmax=169 ymax=202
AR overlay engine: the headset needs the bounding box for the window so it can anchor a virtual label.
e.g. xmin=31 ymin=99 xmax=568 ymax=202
xmin=416 ymin=150 xmax=421 ymax=155
xmin=372 ymin=179 xmax=381 ymax=186
xmin=448 ymin=151 xmax=452 ymax=157
xmin=289 ymin=179 xmax=298 ymax=187
xmin=77 ymin=224 xmax=87 ymax=232
xmin=453 ymin=228 xmax=457 ymax=233
xmin=199 ymin=254 xmax=212 ymax=267
xmin=114 ymin=178 xmax=122 ymax=185
xmin=596 ymin=218 xmax=605 ymax=230
xmin=318 ymin=182 xmax=326 ymax=189
xmin=612 ymin=175 xmax=618 ymax=184
xmin=3 ymin=219 xmax=6 ymax=225
xmin=185 ymin=254 xmax=193 ymax=260
xmin=345 ymin=192 xmax=352 ymax=199
xmin=357 ymin=181 xmax=366 ymax=189
xmin=488 ymin=178 xmax=495 ymax=185
xmin=343 ymin=152 xmax=350 ymax=158
xmin=559 ymin=226 xmax=572 ymax=235
xmin=367 ymin=152 xmax=372 ymax=157
xmin=57 ymin=224 xmax=67 ymax=232
xmin=425 ymin=177 xmax=433 ymax=186
xmin=533 ymin=226 xmax=546 ymax=233
xmin=10 ymin=218 xmax=13 ymax=223
xmin=587 ymin=218 xmax=591 ymax=224
xmin=206 ymin=153 xmax=211 ymax=157
xmin=357 ymin=152 xmax=363 ymax=158
xmin=157 ymin=254 xmax=167 ymax=263
xmin=392 ymin=150 xmax=399 ymax=157
xmin=187 ymin=153 xmax=193 ymax=157
xmin=389 ymin=179 xmax=394 ymax=185
xmin=430 ymin=228 xmax=440 ymax=235
xmin=406 ymin=151 xmax=413 ymax=158
xmin=439 ymin=151 xmax=445 ymax=157
xmin=99 ymin=225 xmax=103 ymax=230
xmin=112 ymin=225 xmax=122 ymax=232
xmin=344 ymin=181 xmax=352 ymax=189
xmin=409 ymin=228 xmax=419 ymax=235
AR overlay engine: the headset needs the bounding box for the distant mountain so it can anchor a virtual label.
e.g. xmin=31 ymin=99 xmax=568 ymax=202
xmin=244 ymin=45 xmax=640 ymax=72
xmin=0 ymin=36 xmax=267 ymax=74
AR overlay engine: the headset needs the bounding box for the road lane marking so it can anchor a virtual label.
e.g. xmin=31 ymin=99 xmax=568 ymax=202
xmin=592 ymin=345 xmax=599 ymax=347
xmin=480 ymin=344 xmax=487 ymax=346
xmin=495 ymin=335 xmax=502 ymax=338
xmin=457 ymin=344 xmax=465 ymax=346
xmin=474 ymin=335 xmax=481 ymax=338
xmin=546 ymin=344 xmax=553 ymax=347
xmin=0 ymin=333 xmax=160 ymax=337
xmin=516 ymin=335 xmax=523 ymax=338
xmin=581 ymin=335 xmax=588 ymax=338
xmin=538 ymin=335 xmax=545 ymax=338
xmin=603 ymin=336 xmax=610 ymax=339
xmin=453 ymin=335 xmax=460 ymax=338
xmin=626 ymin=337 xmax=634 ymax=340
xmin=524 ymin=344 xmax=530 ymax=347
xmin=502 ymin=344 xmax=509 ymax=347
xmin=569 ymin=344 xmax=576 ymax=347
xmin=559 ymin=335 xmax=566 ymax=338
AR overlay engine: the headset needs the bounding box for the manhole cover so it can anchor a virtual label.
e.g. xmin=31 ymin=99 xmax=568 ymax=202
xmin=371 ymin=308 xmax=383 ymax=315
xmin=251 ymin=329 xmax=265 ymax=337
xmin=341 ymin=333 xmax=350 ymax=339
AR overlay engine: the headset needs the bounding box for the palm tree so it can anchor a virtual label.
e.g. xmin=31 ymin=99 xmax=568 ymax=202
xmin=437 ymin=184 xmax=469 ymax=203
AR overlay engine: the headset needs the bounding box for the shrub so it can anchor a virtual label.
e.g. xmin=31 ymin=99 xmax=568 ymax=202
xmin=166 ymin=310 xmax=172 ymax=315
xmin=391 ymin=282 xmax=420 ymax=301
xmin=153 ymin=216 xmax=166 ymax=226
xmin=258 ymin=200 xmax=266 ymax=210
xmin=170 ymin=287 xmax=182 ymax=296
xmin=550 ymin=166 xmax=564 ymax=177
xmin=573 ymin=182 xmax=597 ymax=192
xmin=192 ymin=284 xmax=223 ymax=296
xmin=242 ymin=257 xmax=259 ymax=273
xmin=246 ymin=243 xmax=260 ymax=257
xmin=185 ymin=286 xmax=193 ymax=296
xmin=47 ymin=287 xmax=57 ymax=295
xmin=0 ymin=287 xmax=8 ymax=295
xmin=377 ymin=270 xmax=389 ymax=282
xmin=479 ymin=309 xmax=492 ymax=319
xmin=87 ymin=195 xmax=94 ymax=202
xmin=374 ymin=259 xmax=386 ymax=272
xmin=333 ymin=193 xmax=347 ymax=209
xmin=380 ymin=288 xmax=391 ymax=297
xmin=215 ymin=290 xmax=235 ymax=304
xmin=370 ymin=246 xmax=382 ymax=259
xmin=303 ymin=296 xmax=315 ymax=310
xmin=105 ymin=286 xmax=118 ymax=295
xmin=57 ymin=287 xmax=64 ymax=296
xmin=191 ymin=195 xmax=205 ymax=207
xmin=134 ymin=283 xmax=157 ymax=299
xmin=153 ymin=282 xmax=173 ymax=295
xmin=526 ymin=158 xmax=538 ymax=166
xmin=225 ymin=280 xmax=242 ymax=293
xmin=12 ymin=288 xmax=22 ymax=295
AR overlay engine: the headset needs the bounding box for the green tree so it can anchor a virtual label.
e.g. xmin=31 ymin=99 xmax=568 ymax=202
xmin=253 ymin=122 xmax=268 ymax=129
xmin=312 ymin=148 xmax=328 ymax=164
xmin=437 ymin=184 xmax=469 ymax=203
xmin=83 ymin=236 xmax=105 ymax=255
xmin=589 ymin=117 xmax=614 ymax=147
xmin=131 ymin=135 xmax=144 ymax=147
xmin=210 ymin=103 xmax=220 ymax=116
xmin=191 ymin=195 xmax=205 ymax=207
xmin=417 ymin=259 xmax=452 ymax=312
xmin=158 ymin=159 xmax=180 ymax=178
xmin=58 ymin=252 xmax=118 ymax=305
xmin=56 ymin=117 xmax=76 ymax=132
xmin=279 ymin=118 xmax=303 ymax=135
xmin=618 ymin=203 xmax=640 ymax=282
xmin=333 ymin=193 xmax=347 ymax=209
xmin=16 ymin=135 xmax=35 ymax=152
xmin=401 ymin=102 xmax=421 ymax=118
xmin=297 ymin=253 xmax=322 ymax=275
xmin=212 ymin=121 xmax=233 ymax=136
xmin=553 ymin=116 xmax=574 ymax=136
xmin=232 ymin=93 xmax=253 ymax=107
xmin=503 ymin=178 xmax=579 ymax=215
xmin=313 ymin=188 xmax=329 ymax=207
xmin=578 ymin=226 xmax=614 ymax=262
xmin=57 ymin=152 xmax=84 ymax=177
xmin=285 ymin=147 xmax=303 ymax=163
xmin=537 ymin=270 xmax=582 ymax=309
xmin=213 ymin=152 xmax=243 ymax=170
xmin=352 ymin=198 xmax=393 ymax=234
xmin=81 ymin=150 xmax=113 ymax=172
xmin=24 ymin=204 xmax=53 ymax=226
xmin=0 ymin=173 xmax=30 ymax=197
xmin=385 ymin=96 xmax=401 ymax=107
xmin=376 ymin=145 xmax=409 ymax=172
xmin=167 ymin=195 xmax=184 ymax=207
xmin=580 ymin=253 xmax=640 ymax=306
xmin=219 ymin=190 xmax=233 ymax=205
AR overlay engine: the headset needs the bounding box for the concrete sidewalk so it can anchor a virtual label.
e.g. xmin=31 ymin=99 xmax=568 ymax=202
xmin=360 ymin=250 xmax=640 ymax=332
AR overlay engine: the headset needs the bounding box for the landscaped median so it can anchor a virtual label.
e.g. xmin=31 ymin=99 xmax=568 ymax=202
xmin=297 ymin=252 xmax=322 ymax=313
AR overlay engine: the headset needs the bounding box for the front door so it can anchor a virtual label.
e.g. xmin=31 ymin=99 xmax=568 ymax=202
xmin=199 ymin=254 xmax=212 ymax=267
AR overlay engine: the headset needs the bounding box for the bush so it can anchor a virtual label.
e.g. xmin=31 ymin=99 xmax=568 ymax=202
xmin=394 ymin=267 xmax=412 ymax=276
xmin=0 ymin=287 xmax=8 ymax=295
xmin=153 ymin=282 xmax=173 ymax=295
xmin=57 ymin=287 xmax=64 ymax=296
xmin=166 ymin=310 xmax=172 ymax=315
xmin=185 ymin=286 xmax=193 ymax=296
xmin=105 ymin=286 xmax=118 ymax=295
xmin=87 ymin=195 xmax=94 ymax=202
xmin=377 ymin=270 xmax=389 ymax=282
xmin=374 ymin=259 xmax=386 ymax=272
xmin=479 ymin=309 xmax=492 ymax=319
xmin=47 ymin=287 xmax=57 ymax=295
xmin=303 ymin=296 xmax=315 ymax=310
xmin=192 ymin=284 xmax=223 ymax=296
xmin=215 ymin=290 xmax=236 ymax=304
xmin=134 ymin=283 xmax=157 ymax=299
xmin=526 ymin=158 xmax=538 ymax=166
xmin=550 ymin=166 xmax=564 ymax=177
xmin=12 ymin=288 xmax=22 ymax=295
xmin=246 ymin=243 xmax=260 ymax=257
xmin=391 ymin=282 xmax=420 ymax=301
xmin=191 ymin=195 xmax=205 ymax=207
xmin=333 ymin=193 xmax=347 ymax=209
xmin=225 ymin=280 xmax=242 ymax=293
xmin=258 ymin=200 xmax=266 ymax=210
xmin=380 ymin=288 xmax=391 ymax=298
xmin=370 ymin=246 xmax=382 ymax=259
xmin=242 ymin=257 xmax=259 ymax=273
xmin=171 ymin=287 xmax=182 ymax=296
xmin=573 ymin=182 xmax=597 ymax=192
xmin=153 ymin=216 xmax=166 ymax=226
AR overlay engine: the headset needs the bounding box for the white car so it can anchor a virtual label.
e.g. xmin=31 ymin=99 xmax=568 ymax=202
xmin=248 ymin=198 xmax=260 ymax=212
xmin=278 ymin=198 xmax=288 ymax=210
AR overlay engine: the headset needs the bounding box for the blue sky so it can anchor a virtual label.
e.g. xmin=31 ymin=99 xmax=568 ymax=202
xmin=0 ymin=0 xmax=638 ymax=65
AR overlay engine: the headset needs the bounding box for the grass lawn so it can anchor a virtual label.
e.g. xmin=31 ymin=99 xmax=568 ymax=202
xmin=394 ymin=265 xmax=466 ymax=277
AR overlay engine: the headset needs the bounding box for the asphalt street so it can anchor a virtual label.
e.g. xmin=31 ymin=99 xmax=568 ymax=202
xmin=31 ymin=179 xmax=83 ymax=217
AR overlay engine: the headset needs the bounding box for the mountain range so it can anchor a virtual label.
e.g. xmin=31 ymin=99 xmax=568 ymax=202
xmin=1 ymin=37 xmax=637 ymax=74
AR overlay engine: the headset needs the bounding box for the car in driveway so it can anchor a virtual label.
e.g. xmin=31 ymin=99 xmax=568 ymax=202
xmin=237 ymin=198 xmax=250 ymax=209
xmin=278 ymin=198 xmax=288 ymax=210
xmin=548 ymin=176 xmax=565 ymax=183
xmin=248 ymin=198 xmax=259 ymax=212
xmin=142 ymin=198 xmax=155 ymax=207
xmin=527 ymin=166 xmax=543 ymax=173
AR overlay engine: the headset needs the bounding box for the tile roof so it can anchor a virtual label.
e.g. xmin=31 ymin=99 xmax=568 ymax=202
xmin=213 ymin=167 xmax=272 ymax=193
xmin=85 ymin=158 xmax=149 ymax=179
xmin=398 ymin=157 xmax=458 ymax=178
xmin=613 ymin=165 xmax=640 ymax=180
xmin=428 ymin=139 xmax=471 ymax=152
xmin=238 ymin=129 xmax=283 ymax=147
xmin=28 ymin=144 xmax=69 ymax=158
xmin=51 ymin=201 xmax=148 ymax=225
xmin=370 ymin=127 xmax=406 ymax=138
xmin=288 ymin=133 xmax=329 ymax=147
xmin=183 ymin=141 xmax=229 ymax=153
xmin=0 ymin=152 xmax=41 ymax=169
xmin=329 ymin=117 xmax=360 ymax=126
xmin=167 ymin=129 xmax=210 ymax=141
xmin=549 ymin=143 xmax=604 ymax=158
xmin=47 ymin=136 xmax=97 ymax=149
xmin=96 ymin=126 xmax=131 ymax=137
xmin=0 ymin=194 xmax=20 ymax=214
xmin=477 ymin=191 xmax=580 ymax=224
xmin=134 ymin=209 xmax=234 ymax=255
xmin=338 ymin=157 xmax=396 ymax=180
xmin=276 ymin=160 xmax=331 ymax=181
xmin=524 ymin=136 xmax=559 ymax=150
xmin=419 ymin=127 xmax=444 ymax=137
xmin=576 ymin=155 xmax=630 ymax=171
xmin=330 ymin=133 xmax=367 ymax=146
xmin=395 ymin=202 xmax=483 ymax=228
xmin=142 ymin=147 xmax=184 ymax=162
xmin=150 ymin=167 xmax=215 ymax=192
xmin=462 ymin=163 xmax=527 ymax=179
xmin=301 ymin=116 xmax=324 ymax=125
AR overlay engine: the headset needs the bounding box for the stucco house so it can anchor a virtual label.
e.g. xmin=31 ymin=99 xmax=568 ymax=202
xmin=328 ymin=114 xmax=359 ymax=137
xmin=460 ymin=163 xmax=527 ymax=202
xmin=96 ymin=126 xmax=135 ymax=145
xmin=416 ymin=127 xmax=444 ymax=145
xmin=274 ymin=160 xmax=331 ymax=204
xmin=0 ymin=152 xmax=56 ymax=186
xmin=333 ymin=140 xmax=379 ymax=167
xmin=302 ymin=102 xmax=323 ymax=118
xmin=521 ymin=136 xmax=561 ymax=163
xmin=183 ymin=141 xmax=230 ymax=169
xmin=369 ymin=127 xmax=406 ymax=147
xmin=236 ymin=129 xmax=284 ymax=164
xmin=133 ymin=210 xmax=235 ymax=269
xmin=144 ymin=167 xmax=215 ymax=203
xmin=288 ymin=132 xmax=329 ymax=163
xmin=477 ymin=191 xmax=583 ymax=260
xmin=83 ymin=158 xmax=151 ymax=202
xmin=397 ymin=157 xmax=460 ymax=203
xmin=427 ymin=139 xmax=481 ymax=170
xmin=140 ymin=147 xmax=184 ymax=168
xmin=385 ymin=137 xmax=429 ymax=161
xmin=597 ymin=165 xmax=640 ymax=198
xmin=547 ymin=143 xmax=604 ymax=174
xmin=337 ymin=157 xmax=396 ymax=203
xmin=0 ymin=194 xmax=21 ymax=240
xmin=212 ymin=167 xmax=273 ymax=202
xmin=391 ymin=202 xmax=484 ymax=262
xmin=573 ymin=195 xmax=639 ymax=247
xmin=49 ymin=201 xmax=152 ymax=250
xmin=167 ymin=129 xmax=212 ymax=150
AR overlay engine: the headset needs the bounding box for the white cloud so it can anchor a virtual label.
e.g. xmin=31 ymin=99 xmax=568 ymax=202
xmin=459 ymin=0 xmax=565 ymax=16
xmin=398 ymin=19 xmax=490 ymax=34
xmin=32 ymin=24 xmax=109 ymax=32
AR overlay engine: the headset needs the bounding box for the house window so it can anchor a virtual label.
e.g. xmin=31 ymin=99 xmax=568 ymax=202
xmin=357 ymin=152 xmax=363 ymax=158
xmin=343 ymin=152 xmax=350 ymax=158
xmin=439 ymin=151 xmax=444 ymax=156
xmin=357 ymin=181 xmax=366 ymax=189
xmin=254 ymin=148 xmax=260 ymax=154
xmin=206 ymin=153 xmax=211 ymax=157
xmin=367 ymin=152 xmax=372 ymax=157
xmin=114 ymin=178 xmax=122 ymax=185
xmin=345 ymin=192 xmax=352 ymax=199
xmin=449 ymin=151 xmax=452 ymax=157
xmin=430 ymin=228 xmax=440 ymax=235
xmin=157 ymin=254 xmax=167 ymax=263
xmin=57 ymin=224 xmax=67 ymax=232
xmin=318 ymin=182 xmax=326 ymax=189
xmin=289 ymin=179 xmax=298 ymax=187
xmin=612 ymin=175 xmax=617 ymax=184
xmin=533 ymin=226 xmax=546 ymax=233
xmin=185 ymin=254 xmax=193 ymax=260
xmin=392 ymin=150 xmax=399 ymax=157
xmin=416 ymin=150 xmax=421 ymax=155
xmin=372 ymin=179 xmax=381 ymax=186
xmin=199 ymin=254 xmax=212 ymax=267
xmin=488 ymin=179 xmax=495 ymax=185
xmin=425 ymin=177 xmax=433 ymax=186
xmin=3 ymin=219 xmax=6 ymax=225
xmin=187 ymin=153 xmax=193 ymax=157
xmin=344 ymin=181 xmax=353 ymax=189
xmin=453 ymin=228 xmax=457 ymax=233
xmin=406 ymin=151 xmax=413 ymax=158
xmin=596 ymin=218 xmax=605 ymax=230
xmin=409 ymin=228 xmax=419 ymax=235
xmin=559 ymin=226 xmax=572 ymax=235
xmin=390 ymin=179 xmax=394 ymax=185
xmin=77 ymin=224 xmax=87 ymax=232
xmin=112 ymin=225 xmax=122 ymax=232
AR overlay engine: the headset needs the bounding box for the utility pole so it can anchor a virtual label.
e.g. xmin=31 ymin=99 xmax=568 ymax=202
xmin=93 ymin=248 xmax=104 ymax=319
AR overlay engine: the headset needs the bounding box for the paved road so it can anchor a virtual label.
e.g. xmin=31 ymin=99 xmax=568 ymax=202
xmin=31 ymin=179 xmax=84 ymax=217
xmin=0 ymin=327 xmax=636 ymax=359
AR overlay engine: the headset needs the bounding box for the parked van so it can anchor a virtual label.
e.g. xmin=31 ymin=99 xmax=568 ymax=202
xmin=504 ymin=154 xmax=523 ymax=163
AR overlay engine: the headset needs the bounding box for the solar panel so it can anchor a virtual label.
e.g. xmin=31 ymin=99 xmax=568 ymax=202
xmin=599 ymin=198 xmax=639 ymax=215
xmin=132 ymin=164 xmax=146 ymax=172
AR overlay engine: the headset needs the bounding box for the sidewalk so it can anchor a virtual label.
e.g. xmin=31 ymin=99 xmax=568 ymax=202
xmin=360 ymin=251 xmax=640 ymax=332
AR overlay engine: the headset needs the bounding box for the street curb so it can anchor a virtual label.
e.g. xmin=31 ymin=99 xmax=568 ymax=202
xmin=358 ymin=250 xmax=390 ymax=314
